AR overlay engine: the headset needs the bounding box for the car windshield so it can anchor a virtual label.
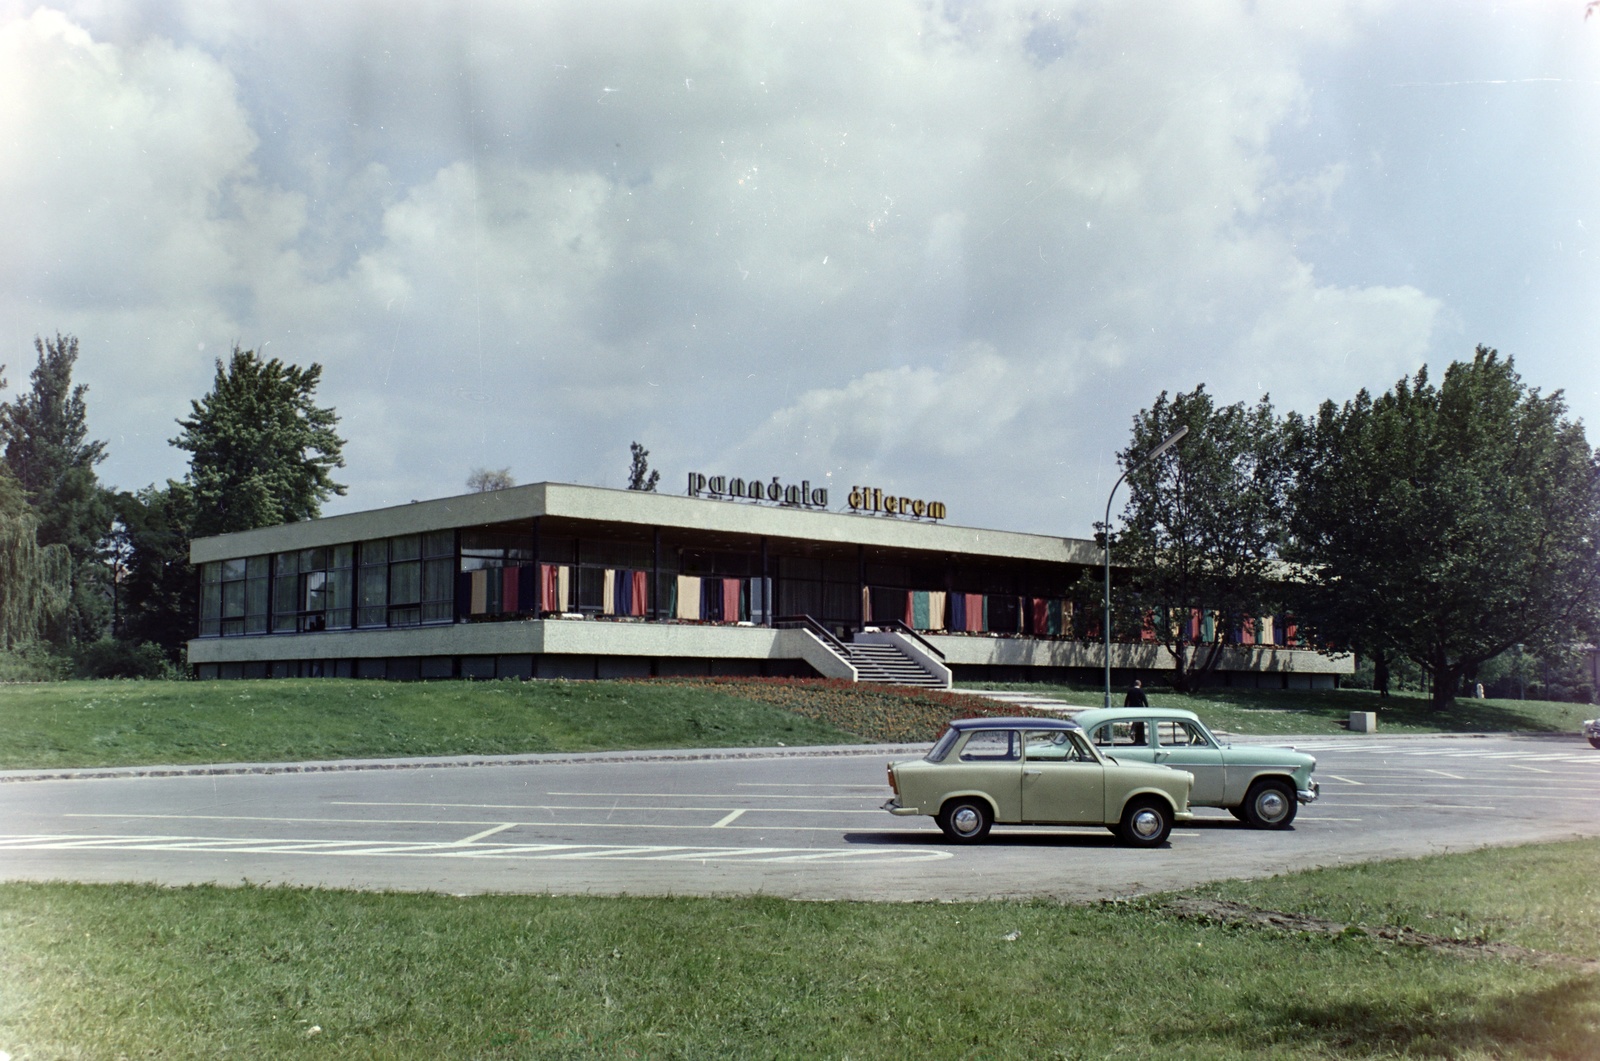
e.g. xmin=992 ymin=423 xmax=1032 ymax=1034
xmin=926 ymin=727 xmax=960 ymax=763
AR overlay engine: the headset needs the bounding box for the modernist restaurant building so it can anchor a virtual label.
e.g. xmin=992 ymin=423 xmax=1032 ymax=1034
xmin=187 ymin=479 xmax=1350 ymax=688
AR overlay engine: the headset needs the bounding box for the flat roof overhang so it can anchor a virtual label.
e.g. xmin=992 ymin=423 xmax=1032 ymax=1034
xmin=191 ymin=483 xmax=1101 ymax=567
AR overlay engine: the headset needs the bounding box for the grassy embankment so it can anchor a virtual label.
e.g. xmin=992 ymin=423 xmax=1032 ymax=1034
xmin=2 ymin=839 xmax=1595 ymax=1059
xmin=0 ymin=678 xmax=1591 ymax=770
xmin=963 ymin=681 xmax=1597 ymax=737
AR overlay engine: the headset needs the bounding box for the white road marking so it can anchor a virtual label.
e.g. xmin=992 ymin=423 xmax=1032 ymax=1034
xmin=454 ymin=823 xmax=517 ymax=845
xmin=711 ymin=810 xmax=746 ymax=828
xmin=736 ymin=783 xmax=886 ymax=789
xmin=1425 ymin=770 xmax=1465 ymax=779
xmin=1311 ymin=803 xmax=1497 ymax=810
xmin=1507 ymin=764 xmax=1553 ymax=774
xmin=66 ymin=812 xmax=907 ymax=835
xmin=0 ymin=833 xmax=952 ymax=864
xmin=1323 ymin=775 xmax=1364 ymax=785
xmin=329 ymin=801 xmax=873 ymax=815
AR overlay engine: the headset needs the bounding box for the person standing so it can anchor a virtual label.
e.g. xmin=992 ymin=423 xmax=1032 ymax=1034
xmin=1124 ymin=679 xmax=1149 ymax=707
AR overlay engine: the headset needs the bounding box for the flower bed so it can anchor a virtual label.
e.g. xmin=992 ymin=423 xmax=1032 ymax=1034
xmin=630 ymin=677 xmax=1041 ymax=743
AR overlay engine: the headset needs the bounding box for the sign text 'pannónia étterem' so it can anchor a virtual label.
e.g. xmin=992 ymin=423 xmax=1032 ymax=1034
xmin=685 ymin=473 xmax=945 ymax=521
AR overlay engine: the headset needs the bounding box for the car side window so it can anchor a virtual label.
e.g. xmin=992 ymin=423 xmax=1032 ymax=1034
xmin=1156 ymin=721 xmax=1211 ymax=748
xmin=1091 ymin=721 xmax=1148 ymax=747
xmin=959 ymin=730 xmax=1018 ymax=762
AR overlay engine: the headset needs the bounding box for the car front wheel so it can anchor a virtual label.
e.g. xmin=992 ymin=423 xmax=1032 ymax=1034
xmin=937 ymin=798 xmax=993 ymax=843
xmin=1589 ymin=736 xmax=1600 ymax=750
xmin=1242 ymin=779 xmax=1297 ymax=829
xmin=1116 ymin=797 xmax=1172 ymax=848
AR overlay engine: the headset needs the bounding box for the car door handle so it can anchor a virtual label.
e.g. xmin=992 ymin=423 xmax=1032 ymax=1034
xmin=1023 ymin=769 xmax=1041 ymax=777
xmin=1153 ymin=751 xmax=1170 ymax=761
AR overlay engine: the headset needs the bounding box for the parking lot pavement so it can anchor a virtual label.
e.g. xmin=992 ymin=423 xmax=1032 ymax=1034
xmin=0 ymin=733 xmax=1595 ymax=901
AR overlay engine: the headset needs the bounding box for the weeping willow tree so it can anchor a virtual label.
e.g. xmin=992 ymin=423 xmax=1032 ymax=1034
xmin=0 ymin=470 xmax=71 ymax=650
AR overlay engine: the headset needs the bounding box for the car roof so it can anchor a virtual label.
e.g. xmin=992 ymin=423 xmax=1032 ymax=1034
xmin=948 ymin=716 xmax=1082 ymax=732
xmin=1073 ymin=707 xmax=1203 ymax=726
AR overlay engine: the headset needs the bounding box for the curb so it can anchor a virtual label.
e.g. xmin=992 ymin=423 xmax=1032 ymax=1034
xmin=0 ymin=742 xmax=934 ymax=785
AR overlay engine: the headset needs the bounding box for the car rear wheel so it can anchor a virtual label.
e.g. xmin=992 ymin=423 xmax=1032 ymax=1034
xmin=1589 ymin=736 xmax=1600 ymax=750
xmin=1243 ymin=779 xmax=1297 ymax=829
xmin=1116 ymin=797 xmax=1172 ymax=848
xmin=937 ymin=798 xmax=992 ymax=843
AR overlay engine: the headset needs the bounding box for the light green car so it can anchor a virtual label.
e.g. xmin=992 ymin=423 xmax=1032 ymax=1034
xmin=883 ymin=717 xmax=1194 ymax=847
xmin=1073 ymin=707 xmax=1319 ymax=829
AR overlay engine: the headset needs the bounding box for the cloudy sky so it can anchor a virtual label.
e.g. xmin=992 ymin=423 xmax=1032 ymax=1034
xmin=2 ymin=0 xmax=1596 ymax=538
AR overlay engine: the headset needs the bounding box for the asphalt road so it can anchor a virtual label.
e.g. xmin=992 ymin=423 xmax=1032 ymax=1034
xmin=2 ymin=733 xmax=1596 ymax=901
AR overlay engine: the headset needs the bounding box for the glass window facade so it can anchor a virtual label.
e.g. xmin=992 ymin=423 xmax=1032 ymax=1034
xmin=202 ymin=532 xmax=454 ymax=638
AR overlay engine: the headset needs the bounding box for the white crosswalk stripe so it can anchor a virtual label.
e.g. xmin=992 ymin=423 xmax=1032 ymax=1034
xmin=0 ymin=833 xmax=953 ymax=864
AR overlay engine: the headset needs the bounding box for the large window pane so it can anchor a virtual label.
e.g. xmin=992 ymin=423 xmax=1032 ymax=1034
xmin=422 ymin=558 xmax=453 ymax=605
xmin=389 ymin=560 xmax=421 ymax=605
xmin=222 ymin=581 xmax=246 ymax=618
xmin=304 ymin=570 xmax=328 ymax=611
xmin=328 ymin=569 xmax=352 ymax=611
xmin=423 ymin=531 xmax=453 ymax=558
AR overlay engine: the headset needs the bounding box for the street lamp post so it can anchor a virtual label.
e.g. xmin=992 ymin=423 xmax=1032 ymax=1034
xmin=1103 ymin=425 xmax=1188 ymax=707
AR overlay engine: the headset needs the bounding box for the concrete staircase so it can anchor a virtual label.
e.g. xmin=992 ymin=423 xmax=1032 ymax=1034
xmin=846 ymin=641 xmax=946 ymax=688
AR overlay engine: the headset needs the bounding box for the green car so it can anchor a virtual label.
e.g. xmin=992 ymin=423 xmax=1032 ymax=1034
xmin=883 ymin=717 xmax=1194 ymax=848
xmin=1073 ymin=707 xmax=1319 ymax=829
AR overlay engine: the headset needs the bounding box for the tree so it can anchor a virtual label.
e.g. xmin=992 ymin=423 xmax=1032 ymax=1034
xmin=627 ymin=441 xmax=660 ymax=491
xmin=109 ymin=482 xmax=197 ymax=662
xmin=1116 ymin=386 xmax=1291 ymax=691
xmin=0 ymin=334 xmax=113 ymax=642
xmin=0 ymin=464 xmax=71 ymax=651
xmin=172 ymin=346 xmax=347 ymax=538
xmin=1287 ymin=347 xmax=1600 ymax=711
xmin=467 ymin=467 xmax=515 ymax=492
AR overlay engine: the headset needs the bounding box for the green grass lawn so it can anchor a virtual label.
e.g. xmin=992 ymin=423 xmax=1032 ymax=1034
xmin=2 ymin=678 xmax=1593 ymax=772
xmin=2 ymin=839 xmax=1594 ymax=1059
xmin=962 ymin=682 xmax=1597 ymax=737
xmin=0 ymin=679 xmax=865 ymax=770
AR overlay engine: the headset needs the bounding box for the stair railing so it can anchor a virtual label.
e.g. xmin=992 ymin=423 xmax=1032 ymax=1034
xmin=773 ymin=615 xmax=853 ymax=658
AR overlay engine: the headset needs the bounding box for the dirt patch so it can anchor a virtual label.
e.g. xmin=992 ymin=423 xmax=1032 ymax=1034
xmin=1162 ymin=897 xmax=1600 ymax=974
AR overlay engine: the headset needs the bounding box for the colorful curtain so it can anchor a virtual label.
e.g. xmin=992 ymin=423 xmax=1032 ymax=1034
xmin=631 ymin=570 xmax=648 ymax=617
xmin=675 ymin=576 xmax=702 ymax=620
xmin=723 ymin=578 xmax=742 ymax=623
xmin=470 ymin=569 xmax=488 ymax=614
xmin=540 ymin=564 xmax=572 ymax=613
xmin=501 ymin=567 xmax=519 ymax=614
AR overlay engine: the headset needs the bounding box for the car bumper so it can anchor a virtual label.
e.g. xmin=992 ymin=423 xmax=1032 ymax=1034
xmin=1298 ymin=780 xmax=1320 ymax=804
xmin=881 ymin=799 xmax=923 ymax=816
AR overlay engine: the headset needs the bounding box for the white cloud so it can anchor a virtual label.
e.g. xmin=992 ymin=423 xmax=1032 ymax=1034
xmin=7 ymin=0 xmax=1588 ymax=538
